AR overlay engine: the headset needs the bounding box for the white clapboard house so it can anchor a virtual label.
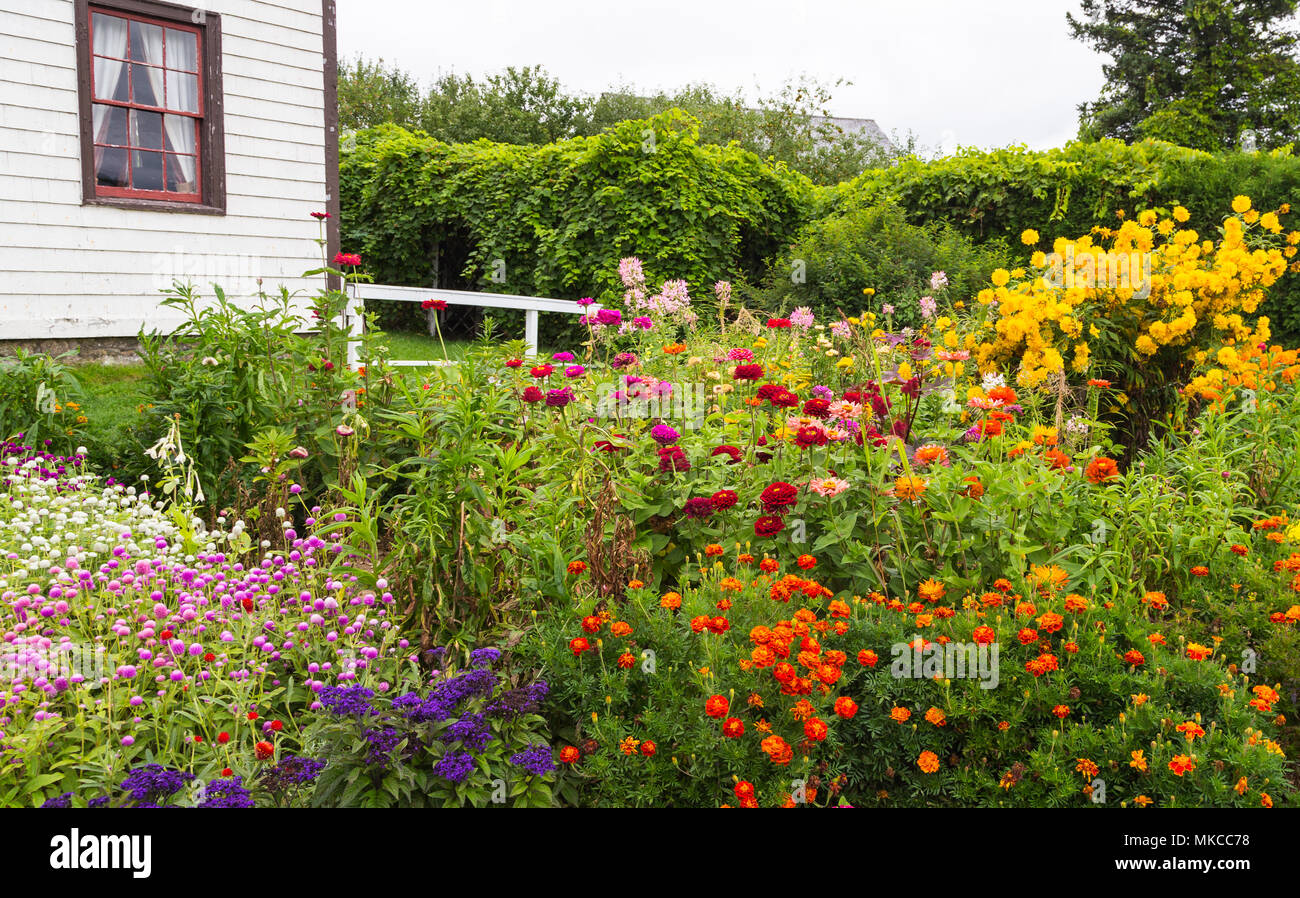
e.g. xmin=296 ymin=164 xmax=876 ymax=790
xmin=0 ymin=0 xmax=340 ymax=342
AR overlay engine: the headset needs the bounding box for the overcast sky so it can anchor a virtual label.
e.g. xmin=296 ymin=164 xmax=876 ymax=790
xmin=337 ymin=0 xmax=1110 ymax=152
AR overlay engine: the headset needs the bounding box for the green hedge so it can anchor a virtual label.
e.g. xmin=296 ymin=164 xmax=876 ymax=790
xmin=340 ymin=113 xmax=814 ymax=342
xmin=830 ymin=139 xmax=1300 ymax=338
xmin=342 ymin=123 xmax=1300 ymax=341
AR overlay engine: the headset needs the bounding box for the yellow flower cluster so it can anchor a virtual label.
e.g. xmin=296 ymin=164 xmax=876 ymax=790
xmin=1185 ymin=318 xmax=1300 ymax=408
xmin=969 ymin=198 xmax=1298 ymax=388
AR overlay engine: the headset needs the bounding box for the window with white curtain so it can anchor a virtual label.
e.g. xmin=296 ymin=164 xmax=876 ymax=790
xmin=79 ymin=1 xmax=219 ymax=207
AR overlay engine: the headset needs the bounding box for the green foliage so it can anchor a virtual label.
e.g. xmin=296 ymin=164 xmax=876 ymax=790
xmin=1068 ymin=0 xmax=1300 ymax=151
xmin=341 ymin=112 xmax=813 ymax=344
xmin=338 ymin=60 xmax=903 ymax=185
xmin=757 ymin=198 xmax=1015 ymax=327
xmin=0 ymin=348 xmax=85 ymax=451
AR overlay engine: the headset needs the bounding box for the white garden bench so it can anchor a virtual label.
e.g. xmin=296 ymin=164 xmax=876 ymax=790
xmin=345 ymin=284 xmax=599 ymax=367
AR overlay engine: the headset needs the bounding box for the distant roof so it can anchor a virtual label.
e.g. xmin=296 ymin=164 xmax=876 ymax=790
xmin=809 ymin=115 xmax=893 ymax=151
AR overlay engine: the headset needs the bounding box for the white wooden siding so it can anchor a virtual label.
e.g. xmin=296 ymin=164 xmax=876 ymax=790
xmin=0 ymin=0 xmax=330 ymax=340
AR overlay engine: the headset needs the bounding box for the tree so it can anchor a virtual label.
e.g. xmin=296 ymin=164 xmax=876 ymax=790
xmin=419 ymin=66 xmax=592 ymax=145
xmin=1068 ymin=0 xmax=1300 ymax=151
xmin=336 ymin=56 xmax=907 ymax=182
xmin=337 ymin=56 xmax=423 ymax=132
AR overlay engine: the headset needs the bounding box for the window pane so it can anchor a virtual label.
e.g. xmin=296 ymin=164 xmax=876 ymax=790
xmin=94 ymin=56 xmax=128 ymax=102
xmin=165 ymin=154 xmax=198 ymax=193
xmin=162 ymin=115 xmax=196 ymax=154
xmin=131 ymin=64 xmax=163 ymax=107
xmin=92 ymin=13 xmax=128 ymax=57
xmin=92 ymin=104 xmax=128 ymax=146
xmin=166 ymin=28 xmax=198 ymax=72
xmin=129 ymin=21 xmax=163 ymax=63
xmin=95 ymin=146 xmax=129 ymax=187
xmin=166 ymin=71 xmax=199 ymax=113
xmin=131 ymin=150 xmax=164 ymax=191
xmin=130 ymin=109 xmax=164 ymax=150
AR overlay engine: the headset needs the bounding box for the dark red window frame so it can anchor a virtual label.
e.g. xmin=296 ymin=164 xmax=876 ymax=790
xmin=74 ymin=0 xmax=226 ymax=214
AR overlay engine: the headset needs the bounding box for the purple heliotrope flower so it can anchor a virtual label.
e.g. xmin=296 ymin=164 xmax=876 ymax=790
xmin=434 ymin=750 xmax=475 ymax=783
xmin=509 ymin=744 xmax=557 ymax=777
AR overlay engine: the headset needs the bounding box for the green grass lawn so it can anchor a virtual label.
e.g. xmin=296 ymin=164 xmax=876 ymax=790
xmin=73 ymin=363 xmax=149 ymax=473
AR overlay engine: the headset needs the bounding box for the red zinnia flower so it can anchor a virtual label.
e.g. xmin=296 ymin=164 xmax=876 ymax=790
xmin=421 ymin=299 xmax=448 ymax=311
xmin=759 ymin=481 xmax=798 ymax=512
xmin=754 ymin=515 xmax=784 ymax=538
xmin=711 ymin=489 xmax=738 ymax=510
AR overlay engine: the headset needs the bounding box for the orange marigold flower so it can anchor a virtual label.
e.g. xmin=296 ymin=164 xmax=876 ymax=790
xmin=617 ymin=652 xmax=635 ymax=669
xmin=796 ymin=554 xmax=817 ymax=569
xmin=660 ymin=592 xmax=682 ymax=610
xmin=1168 ymin=754 xmax=1196 ymax=776
xmin=1130 ymin=750 xmax=1148 ymax=772
xmin=1175 ymin=720 xmax=1205 ymax=741
xmin=581 ymin=615 xmax=602 ymax=633
xmin=858 ymin=649 xmax=879 ymax=667
xmin=705 ymin=695 xmax=730 ymax=718
xmin=704 ymin=543 xmax=724 ymax=557
xmin=611 ymin=621 xmax=632 ymax=637
xmin=640 ymin=740 xmax=656 ymax=756
xmin=722 ymin=717 xmax=745 ymax=738
xmin=1052 ymin=705 xmax=1070 ymax=719
xmin=834 ymin=696 xmax=858 ymax=719
xmin=1123 ymin=649 xmax=1145 ymax=666
xmin=760 ymin=735 xmax=793 ymax=765
xmin=803 ymin=717 xmax=829 ymax=742
xmin=620 ymin=736 xmax=641 ymax=756
xmin=917 ymin=578 xmax=946 ymax=603
xmin=1133 ymin=795 xmax=1153 ymax=807
xmin=890 ymin=706 xmax=912 ymax=723
xmin=1185 ymin=643 xmax=1213 ymax=661
xmin=759 ymin=558 xmax=781 ymax=573
xmin=917 ymin=750 xmax=940 ymax=774
xmin=559 ymin=746 xmax=581 ymax=764
xmin=1190 ymin=565 xmax=1209 ymax=577
xmin=567 ymin=560 xmax=588 ymax=575
xmin=1076 ymin=758 xmax=1099 ymax=778
xmin=569 ymin=637 xmax=591 ymax=655
xmin=925 ymin=707 xmax=947 ymax=727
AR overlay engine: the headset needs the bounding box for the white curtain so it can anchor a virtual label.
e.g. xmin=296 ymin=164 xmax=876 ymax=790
xmin=166 ymin=28 xmax=199 ymax=113
xmin=132 ymin=21 xmax=165 ymax=107
xmin=164 ymin=116 xmax=197 ymax=189
xmin=91 ymin=15 xmax=128 ymax=178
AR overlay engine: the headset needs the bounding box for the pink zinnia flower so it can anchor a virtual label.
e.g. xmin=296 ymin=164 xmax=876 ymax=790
xmin=809 ymin=476 xmax=849 ymax=498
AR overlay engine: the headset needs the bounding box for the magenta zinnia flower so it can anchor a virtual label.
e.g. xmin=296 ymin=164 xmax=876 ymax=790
xmin=650 ymin=424 xmax=680 ymax=445
xmin=682 ymin=497 xmax=713 ymax=519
